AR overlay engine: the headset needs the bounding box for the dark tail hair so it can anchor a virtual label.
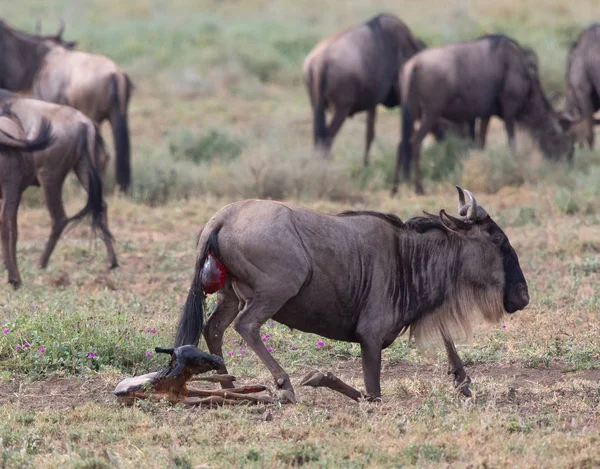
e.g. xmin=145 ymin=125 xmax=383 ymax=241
xmin=313 ymin=65 xmax=328 ymax=146
xmin=110 ymin=73 xmax=132 ymax=193
xmin=0 ymin=118 xmax=54 ymax=152
xmin=401 ymin=66 xmax=418 ymax=181
xmin=174 ymin=227 xmax=222 ymax=347
xmin=66 ymin=124 xmax=113 ymax=241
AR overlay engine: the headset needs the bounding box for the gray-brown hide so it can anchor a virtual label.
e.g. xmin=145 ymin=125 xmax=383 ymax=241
xmin=0 ymin=20 xmax=133 ymax=192
xmin=0 ymin=92 xmax=117 ymax=287
xmin=303 ymin=14 xmax=426 ymax=166
xmin=393 ymin=35 xmax=575 ymax=195
xmin=564 ymin=24 xmax=600 ymax=148
xmin=175 ymin=187 xmax=529 ymax=400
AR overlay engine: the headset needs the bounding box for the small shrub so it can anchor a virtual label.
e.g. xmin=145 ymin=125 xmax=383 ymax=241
xmin=554 ymin=187 xmax=579 ymax=215
xmin=461 ymin=147 xmax=525 ymax=193
xmin=420 ymin=134 xmax=470 ymax=182
xmin=169 ymin=128 xmax=244 ymax=164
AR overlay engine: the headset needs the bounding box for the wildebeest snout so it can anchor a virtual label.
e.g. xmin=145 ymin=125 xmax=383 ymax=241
xmin=506 ymin=283 xmax=529 ymax=313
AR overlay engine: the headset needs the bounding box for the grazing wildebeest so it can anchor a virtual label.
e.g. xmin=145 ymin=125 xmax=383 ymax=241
xmin=563 ymin=24 xmax=600 ymax=148
xmin=303 ymin=13 xmax=430 ymax=166
xmin=393 ymin=35 xmax=575 ymax=195
xmin=0 ymin=92 xmax=117 ymax=287
xmin=174 ymin=186 xmax=529 ymax=401
xmin=0 ymin=20 xmax=133 ymax=192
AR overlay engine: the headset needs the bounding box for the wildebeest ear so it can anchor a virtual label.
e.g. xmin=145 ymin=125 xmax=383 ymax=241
xmin=439 ymin=210 xmax=471 ymax=233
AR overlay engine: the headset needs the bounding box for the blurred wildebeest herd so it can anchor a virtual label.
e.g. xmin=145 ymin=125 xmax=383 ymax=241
xmin=0 ymin=14 xmax=597 ymax=400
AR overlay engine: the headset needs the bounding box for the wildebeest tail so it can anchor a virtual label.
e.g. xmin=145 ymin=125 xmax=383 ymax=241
xmin=66 ymin=124 xmax=113 ymax=241
xmin=0 ymin=118 xmax=54 ymax=152
xmin=110 ymin=73 xmax=132 ymax=193
xmin=313 ymin=64 xmax=328 ymax=146
xmin=401 ymin=66 xmax=418 ymax=180
xmin=174 ymin=227 xmax=222 ymax=347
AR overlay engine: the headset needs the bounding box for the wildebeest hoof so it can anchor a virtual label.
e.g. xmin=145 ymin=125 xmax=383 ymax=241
xmin=9 ymin=279 xmax=22 ymax=289
xmin=415 ymin=185 xmax=425 ymax=196
xmin=454 ymin=375 xmax=472 ymax=397
xmin=109 ymin=261 xmax=119 ymax=270
xmin=275 ymin=389 xmax=296 ymax=404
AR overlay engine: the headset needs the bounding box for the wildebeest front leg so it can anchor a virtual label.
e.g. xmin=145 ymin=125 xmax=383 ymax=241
xmin=364 ymin=108 xmax=377 ymax=167
xmin=39 ymin=181 xmax=68 ymax=269
xmin=443 ymin=336 xmax=471 ymax=397
xmin=504 ymin=119 xmax=516 ymax=153
xmin=478 ymin=116 xmax=490 ymax=149
xmin=360 ymin=341 xmax=382 ymax=399
xmin=202 ymin=285 xmax=240 ymax=389
xmin=233 ymin=295 xmax=296 ymax=402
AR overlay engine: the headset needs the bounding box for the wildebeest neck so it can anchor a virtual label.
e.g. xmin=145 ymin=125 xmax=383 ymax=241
xmin=0 ymin=23 xmax=52 ymax=91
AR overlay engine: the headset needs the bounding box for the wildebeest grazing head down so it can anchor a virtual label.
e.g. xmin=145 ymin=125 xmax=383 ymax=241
xmin=562 ymin=24 xmax=600 ymax=149
xmin=174 ymin=187 xmax=529 ymax=400
xmin=394 ymin=34 xmax=575 ymax=195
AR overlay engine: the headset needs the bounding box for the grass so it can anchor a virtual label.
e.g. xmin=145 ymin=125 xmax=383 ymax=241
xmin=1 ymin=0 xmax=600 ymax=467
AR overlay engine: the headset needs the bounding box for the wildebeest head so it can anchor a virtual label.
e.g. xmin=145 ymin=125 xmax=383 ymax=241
xmin=34 ymin=19 xmax=78 ymax=49
xmin=439 ymin=186 xmax=529 ymax=314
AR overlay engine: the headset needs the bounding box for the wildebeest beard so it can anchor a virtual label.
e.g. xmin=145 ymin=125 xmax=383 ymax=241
xmin=392 ymin=214 xmax=506 ymax=348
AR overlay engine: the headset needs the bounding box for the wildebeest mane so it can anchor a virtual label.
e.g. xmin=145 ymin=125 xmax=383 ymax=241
xmin=337 ymin=210 xmax=405 ymax=229
xmin=403 ymin=213 xmax=450 ymax=234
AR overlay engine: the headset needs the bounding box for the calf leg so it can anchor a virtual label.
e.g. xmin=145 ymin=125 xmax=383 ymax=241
xmin=202 ymin=284 xmax=240 ymax=389
xmin=443 ymin=336 xmax=471 ymax=397
xmin=39 ymin=182 xmax=68 ymax=269
xmin=363 ymin=108 xmax=376 ymax=167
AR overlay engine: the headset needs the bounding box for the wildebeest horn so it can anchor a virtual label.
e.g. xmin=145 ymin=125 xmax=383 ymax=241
xmin=464 ymin=189 xmax=488 ymax=220
xmin=456 ymin=185 xmax=467 ymax=216
xmin=56 ymin=19 xmax=65 ymax=39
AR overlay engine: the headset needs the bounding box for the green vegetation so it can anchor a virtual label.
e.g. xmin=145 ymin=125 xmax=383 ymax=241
xmin=1 ymin=0 xmax=599 ymax=467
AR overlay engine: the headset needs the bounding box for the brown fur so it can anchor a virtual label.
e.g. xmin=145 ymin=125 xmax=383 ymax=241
xmin=303 ymin=14 xmax=426 ymax=165
xmin=0 ymin=20 xmax=133 ymax=192
xmin=393 ymin=35 xmax=575 ymax=195
xmin=563 ymin=24 xmax=600 ymax=148
xmin=0 ymin=92 xmax=117 ymax=287
xmin=175 ymin=188 xmax=529 ymax=399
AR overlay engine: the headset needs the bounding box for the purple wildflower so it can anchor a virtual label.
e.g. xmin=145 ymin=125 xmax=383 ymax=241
xmin=23 ymin=341 xmax=30 ymax=348
xmin=151 ymin=328 xmax=157 ymax=334
xmin=15 ymin=345 xmax=21 ymax=351
xmin=88 ymin=352 xmax=97 ymax=358
xmin=501 ymin=324 xmax=506 ymax=329
xmin=3 ymin=328 xmax=9 ymax=335
xmin=290 ymin=345 xmax=297 ymax=351
xmin=115 ymin=344 xmax=120 ymax=348
xmin=145 ymin=351 xmax=153 ymax=357
xmin=240 ymin=349 xmax=246 ymax=355
xmin=317 ymin=341 xmax=325 ymax=347
xmin=39 ymin=348 xmax=46 ymax=354
xmin=269 ymin=321 xmax=276 ymax=326
xmin=227 ymin=351 xmax=235 ymax=356
xmin=267 ymin=347 xmax=274 ymax=352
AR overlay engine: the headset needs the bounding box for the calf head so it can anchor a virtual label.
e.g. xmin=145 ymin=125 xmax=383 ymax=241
xmin=438 ymin=186 xmax=529 ymax=314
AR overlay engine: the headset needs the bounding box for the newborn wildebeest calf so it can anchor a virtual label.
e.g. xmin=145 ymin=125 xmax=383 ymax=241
xmin=0 ymin=93 xmax=117 ymax=287
xmin=175 ymin=187 xmax=529 ymax=401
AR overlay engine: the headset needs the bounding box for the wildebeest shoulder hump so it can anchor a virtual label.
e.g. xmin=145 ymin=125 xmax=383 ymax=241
xmin=336 ymin=210 xmax=405 ymax=229
xmin=403 ymin=214 xmax=449 ymax=234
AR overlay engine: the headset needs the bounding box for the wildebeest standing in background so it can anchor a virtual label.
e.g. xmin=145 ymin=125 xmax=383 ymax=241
xmin=394 ymin=35 xmax=575 ymax=195
xmin=174 ymin=186 xmax=529 ymax=401
xmin=563 ymin=24 xmax=600 ymax=148
xmin=0 ymin=91 xmax=117 ymax=287
xmin=0 ymin=20 xmax=133 ymax=192
xmin=303 ymin=13 xmax=430 ymax=166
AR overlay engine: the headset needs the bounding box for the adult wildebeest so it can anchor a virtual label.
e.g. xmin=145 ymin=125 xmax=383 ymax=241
xmin=303 ymin=13 xmax=429 ymax=166
xmin=0 ymin=20 xmax=133 ymax=192
xmin=563 ymin=24 xmax=600 ymax=148
xmin=0 ymin=91 xmax=117 ymax=287
xmin=393 ymin=35 xmax=575 ymax=195
xmin=174 ymin=186 xmax=529 ymax=401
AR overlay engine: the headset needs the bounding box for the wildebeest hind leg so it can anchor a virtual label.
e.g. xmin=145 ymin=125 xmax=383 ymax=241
xmin=203 ymin=284 xmax=240 ymax=389
xmin=364 ymin=108 xmax=376 ymax=167
xmin=234 ymin=294 xmax=297 ymax=402
xmin=360 ymin=340 xmax=382 ymax=399
xmin=39 ymin=181 xmax=68 ymax=269
xmin=74 ymin=160 xmax=118 ymax=268
xmin=443 ymin=336 xmax=471 ymax=397
xmin=324 ymin=106 xmax=350 ymax=158
xmin=1 ymin=188 xmax=23 ymax=287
